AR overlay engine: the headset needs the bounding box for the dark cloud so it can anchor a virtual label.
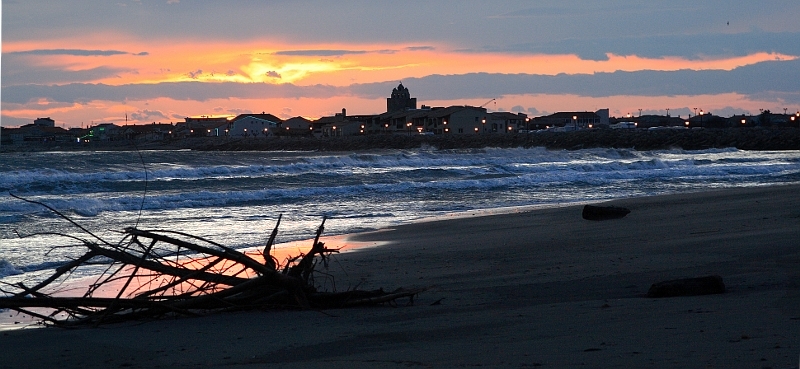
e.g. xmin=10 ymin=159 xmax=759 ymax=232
xmin=6 ymin=49 xmax=142 ymax=56
xmin=405 ymin=46 xmax=436 ymax=51
xmin=474 ymin=31 xmax=800 ymax=61
xmin=2 ymin=63 xmax=135 ymax=85
xmin=266 ymin=71 xmax=282 ymax=79
xmin=4 ymin=59 xmax=799 ymax=106
xmin=349 ymin=59 xmax=800 ymax=100
xmin=2 ymin=81 xmax=340 ymax=104
xmin=0 ymin=116 xmax=36 ymax=127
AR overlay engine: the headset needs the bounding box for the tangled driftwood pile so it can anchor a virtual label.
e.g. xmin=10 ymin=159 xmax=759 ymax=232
xmin=0 ymin=195 xmax=424 ymax=327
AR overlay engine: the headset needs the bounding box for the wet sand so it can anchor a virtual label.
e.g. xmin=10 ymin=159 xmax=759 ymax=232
xmin=1 ymin=185 xmax=799 ymax=368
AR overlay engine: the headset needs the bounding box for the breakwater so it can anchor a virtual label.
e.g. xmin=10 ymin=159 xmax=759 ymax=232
xmin=3 ymin=128 xmax=800 ymax=153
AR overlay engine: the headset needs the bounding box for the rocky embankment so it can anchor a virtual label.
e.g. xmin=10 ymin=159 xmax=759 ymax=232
xmin=4 ymin=128 xmax=800 ymax=153
xmin=190 ymin=127 xmax=800 ymax=151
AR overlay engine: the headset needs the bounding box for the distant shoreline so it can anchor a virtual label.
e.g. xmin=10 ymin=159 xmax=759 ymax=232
xmin=3 ymin=127 xmax=800 ymax=153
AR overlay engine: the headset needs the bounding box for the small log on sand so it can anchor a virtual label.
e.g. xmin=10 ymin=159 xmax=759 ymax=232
xmin=582 ymin=205 xmax=631 ymax=221
xmin=646 ymin=275 xmax=726 ymax=298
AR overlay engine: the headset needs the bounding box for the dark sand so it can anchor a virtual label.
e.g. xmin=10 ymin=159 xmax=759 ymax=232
xmin=1 ymin=185 xmax=799 ymax=368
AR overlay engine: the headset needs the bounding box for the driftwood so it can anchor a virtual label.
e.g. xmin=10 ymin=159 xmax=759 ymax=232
xmin=0 ymin=194 xmax=425 ymax=327
xmin=646 ymin=275 xmax=725 ymax=298
xmin=582 ymin=204 xmax=631 ymax=221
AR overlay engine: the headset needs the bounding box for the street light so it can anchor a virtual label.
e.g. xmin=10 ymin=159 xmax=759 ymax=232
xmin=699 ymin=110 xmax=704 ymax=127
xmin=572 ymin=115 xmax=577 ymax=130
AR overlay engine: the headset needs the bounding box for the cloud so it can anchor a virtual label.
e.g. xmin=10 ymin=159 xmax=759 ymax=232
xmin=274 ymin=50 xmax=369 ymax=57
xmin=4 ymin=59 xmax=799 ymax=107
xmin=2 ymin=81 xmax=340 ymax=104
xmin=2 ymin=63 xmax=136 ymax=85
xmin=6 ymin=49 xmax=144 ymax=57
xmin=266 ymin=71 xmax=282 ymax=79
xmin=130 ymin=109 xmax=169 ymax=121
xmin=405 ymin=46 xmax=436 ymax=51
xmin=0 ymin=116 xmax=36 ymax=127
xmin=188 ymin=70 xmax=203 ymax=79
xmin=227 ymin=108 xmax=253 ymax=115
xmin=348 ymin=59 xmax=800 ymax=100
xmin=473 ymin=31 xmax=800 ymax=61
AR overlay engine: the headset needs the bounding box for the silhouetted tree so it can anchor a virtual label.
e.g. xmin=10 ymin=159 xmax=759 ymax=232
xmin=759 ymin=110 xmax=772 ymax=127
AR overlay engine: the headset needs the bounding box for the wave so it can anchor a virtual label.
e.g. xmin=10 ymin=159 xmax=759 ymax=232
xmin=3 ymin=147 xmax=791 ymax=190
xmin=0 ymin=259 xmax=22 ymax=278
xmin=1 ymin=147 xmax=798 ymax=216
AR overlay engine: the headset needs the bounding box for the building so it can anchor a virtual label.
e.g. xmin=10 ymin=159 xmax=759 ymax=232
xmin=313 ymin=109 xmax=365 ymax=137
xmin=489 ymin=112 xmax=528 ymax=133
xmin=282 ymin=116 xmax=314 ymax=136
xmin=6 ymin=125 xmax=72 ymax=143
xmin=179 ymin=116 xmax=232 ymax=137
xmin=121 ymin=123 xmax=175 ymax=141
xmin=229 ymin=114 xmax=280 ymax=137
xmin=34 ymin=117 xmax=56 ymax=127
xmin=386 ymin=83 xmax=417 ymax=112
xmin=531 ymin=109 xmax=609 ymax=130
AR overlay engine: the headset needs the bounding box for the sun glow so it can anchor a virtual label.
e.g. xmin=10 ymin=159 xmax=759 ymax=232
xmin=4 ymin=35 xmax=798 ymax=127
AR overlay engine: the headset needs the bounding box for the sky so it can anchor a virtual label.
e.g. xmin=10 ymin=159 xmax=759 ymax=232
xmin=2 ymin=0 xmax=800 ymax=128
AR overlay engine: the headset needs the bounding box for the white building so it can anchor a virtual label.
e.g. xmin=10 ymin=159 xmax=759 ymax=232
xmin=230 ymin=116 xmax=279 ymax=137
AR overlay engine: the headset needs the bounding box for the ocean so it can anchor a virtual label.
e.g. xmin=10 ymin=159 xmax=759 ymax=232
xmin=2 ymin=147 xmax=800 ymax=290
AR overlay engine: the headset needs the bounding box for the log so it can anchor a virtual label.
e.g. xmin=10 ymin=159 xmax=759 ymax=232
xmin=646 ymin=275 xmax=726 ymax=298
xmin=1 ymin=193 xmax=424 ymax=326
xmin=582 ymin=204 xmax=631 ymax=220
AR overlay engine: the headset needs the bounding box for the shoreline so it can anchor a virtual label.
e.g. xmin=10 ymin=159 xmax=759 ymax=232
xmin=1 ymin=184 xmax=799 ymax=368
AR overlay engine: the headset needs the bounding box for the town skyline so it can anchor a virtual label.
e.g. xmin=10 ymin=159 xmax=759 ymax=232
xmin=3 ymin=1 xmax=800 ymax=129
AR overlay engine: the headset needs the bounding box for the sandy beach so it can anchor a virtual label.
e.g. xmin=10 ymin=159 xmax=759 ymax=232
xmin=1 ymin=185 xmax=799 ymax=368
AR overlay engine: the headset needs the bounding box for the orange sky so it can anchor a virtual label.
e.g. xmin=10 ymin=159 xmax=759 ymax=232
xmin=4 ymin=37 xmax=795 ymax=128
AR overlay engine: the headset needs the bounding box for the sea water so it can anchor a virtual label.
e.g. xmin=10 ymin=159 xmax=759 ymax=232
xmin=1 ymin=147 xmax=800 ymax=289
